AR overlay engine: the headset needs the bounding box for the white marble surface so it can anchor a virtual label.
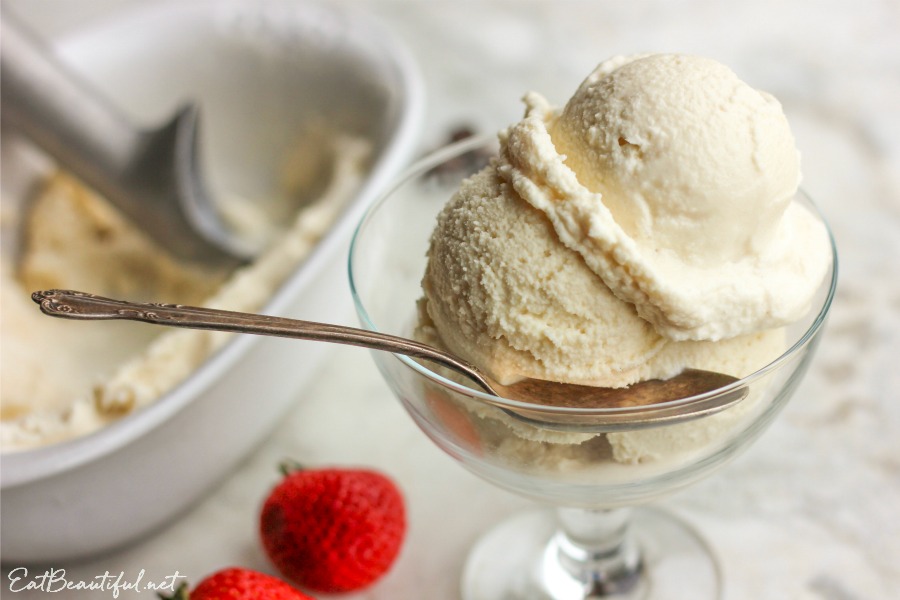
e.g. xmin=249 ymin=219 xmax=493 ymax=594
xmin=3 ymin=1 xmax=899 ymax=598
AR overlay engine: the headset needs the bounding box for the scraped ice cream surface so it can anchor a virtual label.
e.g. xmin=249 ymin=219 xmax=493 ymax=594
xmin=417 ymin=54 xmax=831 ymax=465
xmin=0 ymin=126 xmax=372 ymax=451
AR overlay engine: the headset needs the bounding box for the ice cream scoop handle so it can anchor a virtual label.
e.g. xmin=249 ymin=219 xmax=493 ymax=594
xmin=0 ymin=14 xmax=141 ymax=178
xmin=31 ymin=289 xmax=496 ymax=393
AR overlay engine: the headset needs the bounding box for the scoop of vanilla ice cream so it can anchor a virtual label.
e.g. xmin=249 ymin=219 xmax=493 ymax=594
xmin=552 ymin=54 xmax=799 ymax=266
xmin=422 ymin=166 xmax=667 ymax=387
xmin=501 ymin=54 xmax=830 ymax=341
xmin=421 ymin=53 xmax=831 ymax=387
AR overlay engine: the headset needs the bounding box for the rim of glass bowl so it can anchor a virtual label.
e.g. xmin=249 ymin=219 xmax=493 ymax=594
xmin=348 ymin=134 xmax=839 ymax=421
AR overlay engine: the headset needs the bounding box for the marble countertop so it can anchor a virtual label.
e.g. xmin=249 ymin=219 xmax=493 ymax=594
xmin=3 ymin=1 xmax=898 ymax=598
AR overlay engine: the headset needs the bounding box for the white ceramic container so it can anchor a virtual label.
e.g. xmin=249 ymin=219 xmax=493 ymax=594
xmin=0 ymin=0 xmax=422 ymax=562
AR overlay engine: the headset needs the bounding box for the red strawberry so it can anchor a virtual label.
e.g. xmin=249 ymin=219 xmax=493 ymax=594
xmin=160 ymin=567 xmax=313 ymax=599
xmin=259 ymin=463 xmax=406 ymax=594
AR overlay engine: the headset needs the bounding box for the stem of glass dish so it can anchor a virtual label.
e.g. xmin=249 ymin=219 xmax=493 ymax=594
xmin=538 ymin=507 xmax=646 ymax=599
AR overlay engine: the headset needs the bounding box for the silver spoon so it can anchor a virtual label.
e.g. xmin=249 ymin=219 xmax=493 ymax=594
xmin=31 ymin=289 xmax=746 ymax=430
xmin=0 ymin=14 xmax=254 ymax=266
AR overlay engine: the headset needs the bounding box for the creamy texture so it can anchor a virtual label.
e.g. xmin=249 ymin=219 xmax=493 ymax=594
xmin=1 ymin=131 xmax=371 ymax=451
xmin=421 ymin=53 xmax=830 ymax=390
xmin=418 ymin=53 xmax=831 ymax=465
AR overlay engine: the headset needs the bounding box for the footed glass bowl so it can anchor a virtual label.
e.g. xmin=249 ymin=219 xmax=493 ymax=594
xmin=349 ymin=136 xmax=837 ymax=599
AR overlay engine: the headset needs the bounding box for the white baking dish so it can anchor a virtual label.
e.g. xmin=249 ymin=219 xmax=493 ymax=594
xmin=0 ymin=0 xmax=422 ymax=562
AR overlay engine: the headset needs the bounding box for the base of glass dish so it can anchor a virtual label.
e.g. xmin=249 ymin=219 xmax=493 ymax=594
xmin=461 ymin=507 xmax=722 ymax=600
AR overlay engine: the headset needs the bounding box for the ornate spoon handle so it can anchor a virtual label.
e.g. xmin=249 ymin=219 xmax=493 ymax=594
xmin=32 ymin=289 xmax=746 ymax=429
xmin=31 ymin=289 xmax=494 ymax=392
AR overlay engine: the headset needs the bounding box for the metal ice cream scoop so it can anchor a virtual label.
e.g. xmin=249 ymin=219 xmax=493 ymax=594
xmin=0 ymin=14 xmax=254 ymax=266
xmin=32 ymin=289 xmax=747 ymax=431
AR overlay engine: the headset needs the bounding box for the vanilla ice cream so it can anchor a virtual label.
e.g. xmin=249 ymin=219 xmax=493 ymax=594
xmin=1 ymin=130 xmax=371 ymax=451
xmin=418 ymin=53 xmax=831 ymax=465
xmin=421 ymin=53 xmax=830 ymax=390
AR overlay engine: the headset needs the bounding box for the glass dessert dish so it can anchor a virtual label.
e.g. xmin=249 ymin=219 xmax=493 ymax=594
xmin=348 ymin=136 xmax=837 ymax=599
